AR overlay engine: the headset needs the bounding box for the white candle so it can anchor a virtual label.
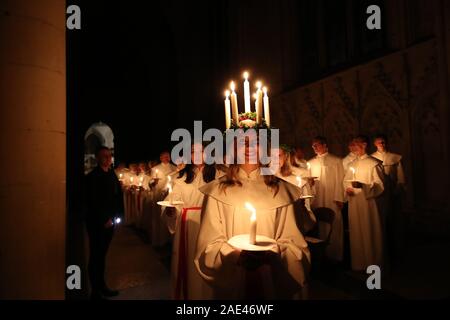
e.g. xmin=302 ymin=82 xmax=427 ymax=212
xmin=245 ymin=202 xmax=257 ymax=245
xmin=224 ymin=90 xmax=231 ymax=129
xmin=263 ymin=86 xmax=270 ymax=127
xmin=255 ymin=81 xmax=263 ymax=125
xmin=350 ymin=167 xmax=356 ymax=180
xmin=230 ymin=81 xmax=239 ymax=124
xmin=243 ymin=71 xmax=251 ymax=113
xmin=167 ymin=183 xmax=173 ymax=204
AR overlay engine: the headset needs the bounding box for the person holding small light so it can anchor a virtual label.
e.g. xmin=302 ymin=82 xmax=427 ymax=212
xmin=343 ymin=135 xmax=385 ymax=271
xmin=85 ymin=146 xmax=124 ymax=299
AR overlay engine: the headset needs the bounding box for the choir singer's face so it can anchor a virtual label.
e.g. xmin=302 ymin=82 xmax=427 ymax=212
xmin=374 ymin=138 xmax=386 ymax=152
xmin=353 ymin=139 xmax=367 ymax=156
xmin=160 ymin=152 xmax=170 ymax=164
xmin=312 ymin=141 xmax=327 ymax=155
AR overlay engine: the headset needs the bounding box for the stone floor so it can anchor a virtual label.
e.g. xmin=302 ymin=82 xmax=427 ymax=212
xmin=105 ymin=226 xmax=450 ymax=300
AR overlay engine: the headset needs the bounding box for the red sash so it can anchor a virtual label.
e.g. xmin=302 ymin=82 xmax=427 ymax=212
xmin=174 ymin=206 xmax=202 ymax=300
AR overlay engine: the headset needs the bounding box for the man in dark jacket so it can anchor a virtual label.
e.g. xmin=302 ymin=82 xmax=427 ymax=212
xmin=85 ymin=146 xmax=124 ymax=299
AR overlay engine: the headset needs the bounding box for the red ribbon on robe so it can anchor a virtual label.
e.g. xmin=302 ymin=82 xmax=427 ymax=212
xmin=174 ymin=206 xmax=202 ymax=300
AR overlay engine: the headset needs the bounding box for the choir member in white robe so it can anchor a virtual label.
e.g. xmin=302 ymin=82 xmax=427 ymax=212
xmin=162 ymin=145 xmax=221 ymax=300
xmin=342 ymin=140 xmax=358 ymax=172
xmin=150 ymin=152 xmax=176 ymax=246
xmin=343 ymin=136 xmax=385 ymax=271
xmin=272 ymin=146 xmax=316 ymax=234
xmin=309 ymin=136 xmax=345 ymax=262
xmin=372 ymin=134 xmax=406 ymax=261
xmin=195 ymin=138 xmax=310 ymax=299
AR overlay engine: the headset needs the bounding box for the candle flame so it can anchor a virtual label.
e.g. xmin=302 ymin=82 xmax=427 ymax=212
xmin=243 ymin=71 xmax=249 ymax=79
xmin=307 ymin=162 xmax=311 ymax=170
xmin=119 ymin=173 xmax=123 ymax=178
xmin=230 ymin=81 xmax=236 ymax=91
xmin=296 ymin=176 xmax=302 ymax=187
xmin=255 ymin=81 xmax=262 ymax=89
xmin=140 ymin=176 xmax=144 ymax=182
xmin=130 ymin=177 xmax=134 ymax=182
xmin=225 ymin=90 xmax=230 ymax=98
xmin=167 ymin=183 xmax=172 ymax=193
xmin=245 ymin=202 xmax=256 ymax=221
xmin=350 ymin=167 xmax=356 ymax=174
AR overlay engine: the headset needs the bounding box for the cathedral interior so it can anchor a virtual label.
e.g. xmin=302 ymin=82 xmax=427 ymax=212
xmin=1 ymin=0 xmax=450 ymax=300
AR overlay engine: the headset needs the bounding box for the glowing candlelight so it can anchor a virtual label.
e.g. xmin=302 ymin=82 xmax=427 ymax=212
xmin=245 ymin=202 xmax=257 ymax=245
xmin=263 ymin=87 xmax=270 ymax=127
xmin=255 ymin=81 xmax=263 ymax=125
xmin=307 ymin=162 xmax=311 ymax=177
xmin=230 ymin=81 xmax=239 ymax=124
xmin=130 ymin=176 xmax=134 ymax=184
xmin=114 ymin=217 xmax=121 ymax=224
xmin=350 ymin=167 xmax=356 ymax=180
xmin=224 ymin=90 xmax=231 ymax=129
xmin=243 ymin=71 xmax=251 ymax=113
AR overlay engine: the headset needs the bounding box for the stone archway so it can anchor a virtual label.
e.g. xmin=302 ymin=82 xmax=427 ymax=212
xmin=84 ymin=122 xmax=115 ymax=174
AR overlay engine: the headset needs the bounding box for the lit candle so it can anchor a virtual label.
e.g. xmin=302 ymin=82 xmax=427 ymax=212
xmin=224 ymin=90 xmax=231 ymax=129
xmin=245 ymin=202 xmax=257 ymax=245
xmin=130 ymin=176 xmax=134 ymax=185
xmin=167 ymin=183 xmax=173 ymax=204
xmin=119 ymin=173 xmax=123 ymax=180
xmin=255 ymin=81 xmax=263 ymax=125
xmin=307 ymin=162 xmax=311 ymax=177
xmin=253 ymin=93 xmax=258 ymax=110
xmin=263 ymin=87 xmax=270 ymax=127
xmin=350 ymin=167 xmax=356 ymax=180
xmin=230 ymin=81 xmax=239 ymax=124
xmin=243 ymin=71 xmax=251 ymax=113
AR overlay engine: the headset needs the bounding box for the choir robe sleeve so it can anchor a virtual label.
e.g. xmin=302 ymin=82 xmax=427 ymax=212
xmin=194 ymin=196 xmax=238 ymax=289
xmin=334 ymin=161 xmax=345 ymax=203
xmin=361 ymin=164 xmax=385 ymax=200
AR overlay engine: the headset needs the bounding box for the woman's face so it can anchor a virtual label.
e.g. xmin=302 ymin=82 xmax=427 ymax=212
xmin=236 ymin=137 xmax=259 ymax=164
xmin=191 ymin=144 xmax=204 ymax=165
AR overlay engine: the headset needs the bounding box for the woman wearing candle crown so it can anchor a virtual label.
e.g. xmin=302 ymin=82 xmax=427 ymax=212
xmin=194 ymin=128 xmax=311 ymax=299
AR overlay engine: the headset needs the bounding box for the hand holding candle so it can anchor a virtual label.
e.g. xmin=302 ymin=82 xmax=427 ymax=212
xmin=245 ymin=202 xmax=257 ymax=245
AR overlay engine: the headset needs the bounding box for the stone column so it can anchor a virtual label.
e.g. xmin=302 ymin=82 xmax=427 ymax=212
xmin=0 ymin=0 xmax=66 ymax=299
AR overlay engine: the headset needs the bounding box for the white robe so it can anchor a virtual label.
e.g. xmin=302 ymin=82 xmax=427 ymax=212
xmin=195 ymin=168 xmax=311 ymax=299
xmin=371 ymin=151 xmax=406 ymax=253
xmin=150 ymin=163 xmax=176 ymax=246
xmin=162 ymin=168 xmax=219 ymax=300
xmin=342 ymin=152 xmax=357 ymax=172
xmin=309 ymin=152 xmax=345 ymax=261
xmin=343 ymin=154 xmax=385 ymax=271
xmin=275 ymin=167 xmax=316 ymax=234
